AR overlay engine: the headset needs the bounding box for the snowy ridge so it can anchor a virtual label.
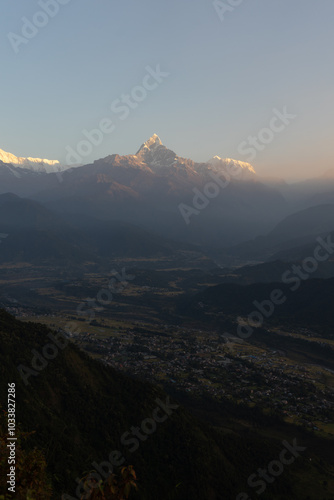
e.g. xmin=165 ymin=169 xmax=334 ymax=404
xmin=207 ymin=156 xmax=256 ymax=175
xmin=0 ymin=148 xmax=67 ymax=173
xmin=136 ymin=133 xmax=163 ymax=153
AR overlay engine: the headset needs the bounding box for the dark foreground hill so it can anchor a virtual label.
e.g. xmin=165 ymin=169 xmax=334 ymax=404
xmin=0 ymin=311 xmax=333 ymax=499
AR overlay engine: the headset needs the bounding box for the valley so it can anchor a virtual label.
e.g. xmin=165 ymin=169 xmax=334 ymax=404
xmin=3 ymin=260 xmax=333 ymax=440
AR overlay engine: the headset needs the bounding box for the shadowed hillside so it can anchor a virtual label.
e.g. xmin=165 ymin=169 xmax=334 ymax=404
xmin=1 ymin=311 xmax=333 ymax=499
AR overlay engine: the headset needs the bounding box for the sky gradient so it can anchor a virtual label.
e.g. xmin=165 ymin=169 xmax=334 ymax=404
xmin=1 ymin=0 xmax=333 ymax=180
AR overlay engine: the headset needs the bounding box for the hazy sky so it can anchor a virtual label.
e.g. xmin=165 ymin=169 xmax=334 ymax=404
xmin=1 ymin=0 xmax=333 ymax=180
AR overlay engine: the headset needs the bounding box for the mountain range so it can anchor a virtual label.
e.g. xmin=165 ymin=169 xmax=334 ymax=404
xmin=0 ymin=135 xmax=333 ymax=256
xmin=0 ymin=135 xmax=286 ymax=247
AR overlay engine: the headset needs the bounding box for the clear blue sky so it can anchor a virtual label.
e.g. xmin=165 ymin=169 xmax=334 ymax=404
xmin=1 ymin=0 xmax=333 ymax=179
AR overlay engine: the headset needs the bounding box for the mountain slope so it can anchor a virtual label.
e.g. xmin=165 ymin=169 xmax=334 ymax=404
xmin=217 ymin=204 xmax=334 ymax=265
xmin=0 ymin=310 xmax=332 ymax=500
xmin=268 ymin=204 xmax=334 ymax=242
xmin=30 ymin=135 xmax=286 ymax=247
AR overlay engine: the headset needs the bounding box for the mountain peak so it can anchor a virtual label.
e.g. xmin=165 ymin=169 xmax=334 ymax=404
xmin=136 ymin=134 xmax=163 ymax=155
xmin=134 ymin=134 xmax=179 ymax=169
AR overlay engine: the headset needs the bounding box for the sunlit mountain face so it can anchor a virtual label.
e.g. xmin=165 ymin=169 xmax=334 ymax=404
xmin=0 ymin=147 xmax=67 ymax=173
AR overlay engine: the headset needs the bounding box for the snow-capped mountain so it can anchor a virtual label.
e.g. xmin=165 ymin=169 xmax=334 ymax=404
xmin=207 ymin=155 xmax=256 ymax=177
xmin=0 ymin=134 xmax=287 ymax=248
xmin=136 ymin=133 xmax=164 ymax=155
xmin=132 ymin=134 xmax=257 ymax=179
xmin=134 ymin=134 xmax=178 ymax=168
xmin=0 ymin=147 xmax=67 ymax=173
